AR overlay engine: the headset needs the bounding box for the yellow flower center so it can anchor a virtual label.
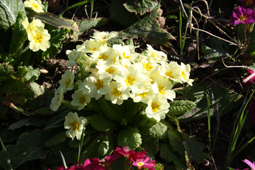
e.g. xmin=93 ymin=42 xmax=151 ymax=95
xmin=105 ymin=67 xmax=115 ymax=74
xmin=246 ymin=0 xmax=253 ymax=6
xmin=182 ymin=71 xmax=187 ymax=79
xmin=65 ymin=78 xmax=71 ymax=88
xmin=165 ymin=71 xmax=174 ymax=78
xmin=70 ymin=121 xmax=79 ymax=131
xmin=125 ymin=75 xmax=135 ymax=86
xmin=94 ymin=79 xmax=104 ymax=90
xmin=79 ymin=95 xmax=86 ymax=104
xmin=151 ymin=102 xmax=160 ymax=112
xmin=138 ymin=92 xmax=149 ymax=98
xmin=137 ymin=162 xmax=144 ymax=167
xmin=238 ymin=15 xmax=248 ymax=21
xmin=90 ymin=47 xmax=97 ymax=51
xmin=112 ymin=88 xmax=122 ymax=97
xmin=122 ymin=52 xmax=130 ymax=59
xmin=98 ymin=54 xmax=109 ymax=60
xmin=32 ymin=2 xmax=39 ymax=10
xmin=142 ymin=63 xmax=153 ymax=71
xmin=158 ymin=84 xmax=166 ymax=95
xmin=34 ymin=33 xmax=43 ymax=43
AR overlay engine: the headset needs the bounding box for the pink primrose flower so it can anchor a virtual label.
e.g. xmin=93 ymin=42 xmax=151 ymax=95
xmin=131 ymin=156 xmax=156 ymax=170
xmin=114 ymin=146 xmax=136 ymax=158
xmin=240 ymin=0 xmax=255 ymax=8
xmin=243 ymin=69 xmax=255 ymax=86
xmin=243 ymin=159 xmax=255 ymax=170
xmin=76 ymin=158 xmax=104 ymax=170
xmin=229 ymin=6 xmax=255 ymax=25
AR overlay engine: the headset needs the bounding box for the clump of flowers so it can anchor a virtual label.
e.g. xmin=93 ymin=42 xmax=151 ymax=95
xmin=50 ymin=31 xmax=193 ymax=123
xmin=53 ymin=146 xmax=157 ymax=170
xmin=22 ymin=0 xmax=51 ymax=52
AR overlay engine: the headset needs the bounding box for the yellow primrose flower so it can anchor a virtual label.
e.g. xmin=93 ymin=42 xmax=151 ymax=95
xmin=50 ymin=87 xmax=64 ymax=111
xmin=71 ymin=90 xmax=91 ymax=110
xmin=59 ymin=70 xmax=75 ymax=91
xmin=22 ymin=18 xmax=45 ymax=35
xmin=24 ymin=0 xmax=44 ymax=13
xmin=64 ymin=112 xmax=87 ymax=140
xmin=92 ymin=31 xmax=118 ymax=43
xmin=28 ymin=28 xmax=50 ymax=52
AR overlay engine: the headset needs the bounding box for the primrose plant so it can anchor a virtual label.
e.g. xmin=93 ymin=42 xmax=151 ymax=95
xmin=50 ymin=31 xmax=194 ymax=168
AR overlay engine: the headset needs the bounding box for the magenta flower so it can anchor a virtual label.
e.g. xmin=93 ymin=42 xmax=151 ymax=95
xmin=229 ymin=6 xmax=255 ymax=25
xmin=131 ymin=156 xmax=156 ymax=170
xmin=240 ymin=0 xmax=255 ymax=8
xmin=114 ymin=146 xmax=136 ymax=158
xmin=243 ymin=69 xmax=255 ymax=86
xmin=243 ymin=159 xmax=255 ymax=170
xmin=76 ymin=158 xmax=104 ymax=170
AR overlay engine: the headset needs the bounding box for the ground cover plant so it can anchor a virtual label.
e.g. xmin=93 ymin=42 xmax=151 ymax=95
xmin=0 ymin=0 xmax=255 ymax=169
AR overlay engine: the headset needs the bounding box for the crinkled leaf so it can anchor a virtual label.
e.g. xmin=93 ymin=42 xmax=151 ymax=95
xmin=141 ymin=134 xmax=159 ymax=155
xmin=26 ymin=8 xmax=79 ymax=32
xmin=78 ymin=18 xmax=109 ymax=33
xmin=139 ymin=122 xmax=168 ymax=140
xmin=24 ymin=67 xmax=40 ymax=82
xmin=42 ymin=27 xmax=70 ymax=60
xmin=118 ymin=8 xmax=173 ymax=47
xmin=117 ymin=126 xmax=142 ymax=150
xmin=98 ymin=135 xmax=115 ymax=157
xmin=97 ymin=97 xmax=122 ymax=122
xmin=80 ymin=136 xmax=102 ymax=161
xmin=183 ymin=136 xmax=209 ymax=163
xmin=109 ymin=0 xmax=138 ymax=27
xmin=0 ymin=129 xmax=49 ymax=169
xmin=0 ymin=63 xmax=14 ymax=82
xmin=9 ymin=12 xmax=27 ymax=57
xmin=0 ymin=0 xmax=25 ymax=29
xmin=44 ymin=131 xmax=67 ymax=147
xmin=124 ymin=0 xmax=158 ymax=15
xmin=123 ymin=98 xmax=141 ymax=123
xmin=8 ymin=117 xmax=47 ymax=130
xmin=168 ymin=128 xmax=185 ymax=157
xmin=0 ymin=129 xmax=19 ymax=143
xmin=86 ymin=114 xmax=120 ymax=132
xmin=168 ymin=100 xmax=196 ymax=116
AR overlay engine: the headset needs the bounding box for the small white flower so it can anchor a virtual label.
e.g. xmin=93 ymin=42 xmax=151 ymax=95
xmin=22 ymin=18 xmax=45 ymax=35
xmin=113 ymin=44 xmax=139 ymax=61
xmin=105 ymin=81 xmax=130 ymax=105
xmin=64 ymin=112 xmax=87 ymax=140
xmin=85 ymin=72 xmax=112 ymax=99
xmin=59 ymin=70 xmax=75 ymax=91
xmin=92 ymin=31 xmax=118 ymax=43
xmin=66 ymin=50 xmax=85 ymax=67
xmin=180 ymin=63 xmax=194 ymax=85
xmin=27 ymin=28 xmax=50 ymax=52
xmin=71 ymin=90 xmax=91 ymax=110
xmin=163 ymin=61 xmax=182 ymax=83
xmin=50 ymin=87 xmax=64 ymax=111
xmin=24 ymin=0 xmax=44 ymax=13
xmin=145 ymin=94 xmax=170 ymax=122
xmin=146 ymin=44 xmax=167 ymax=62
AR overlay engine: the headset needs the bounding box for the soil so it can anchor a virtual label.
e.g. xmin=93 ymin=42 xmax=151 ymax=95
xmin=34 ymin=0 xmax=255 ymax=169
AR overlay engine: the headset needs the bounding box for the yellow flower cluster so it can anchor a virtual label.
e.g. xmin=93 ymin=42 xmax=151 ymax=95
xmin=50 ymin=31 xmax=193 ymax=122
xmin=22 ymin=0 xmax=50 ymax=52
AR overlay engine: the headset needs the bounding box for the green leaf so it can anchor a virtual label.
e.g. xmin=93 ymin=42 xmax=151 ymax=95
xmin=168 ymin=128 xmax=185 ymax=157
xmin=8 ymin=117 xmax=46 ymax=130
xmin=141 ymin=134 xmax=159 ymax=155
xmin=97 ymin=97 xmax=122 ymax=122
xmin=118 ymin=8 xmax=174 ymax=47
xmin=168 ymin=100 xmax=196 ymax=116
xmin=0 ymin=129 xmax=19 ymax=143
xmin=26 ymin=8 xmax=79 ymax=32
xmin=124 ymin=0 xmax=158 ymax=15
xmin=8 ymin=12 xmax=27 ymax=58
xmin=109 ymin=0 xmax=138 ymax=27
xmin=24 ymin=67 xmax=40 ymax=82
xmin=41 ymin=27 xmax=69 ymax=60
xmin=78 ymin=18 xmax=109 ymax=33
xmin=159 ymin=142 xmax=176 ymax=163
xmin=0 ymin=0 xmax=25 ymax=29
xmin=0 ymin=63 xmax=14 ymax=82
xmin=98 ymin=135 xmax=115 ymax=157
xmin=183 ymin=136 xmax=209 ymax=163
xmin=139 ymin=122 xmax=168 ymax=140
xmin=44 ymin=132 xmax=67 ymax=147
xmin=60 ymin=0 xmax=95 ymax=16
xmin=0 ymin=129 xmax=49 ymax=169
xmin=80 ymin=136 xmax=102 ymax=161
xmin=86 ymin=114 xmax=120 ymax=132
xmin=44 ymin=110 xmax=71 ymax=129
xmin=117 ymin=126 xmax=142 ymax=150
xmin=123 ymin=98 xmax=141 ymax=123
